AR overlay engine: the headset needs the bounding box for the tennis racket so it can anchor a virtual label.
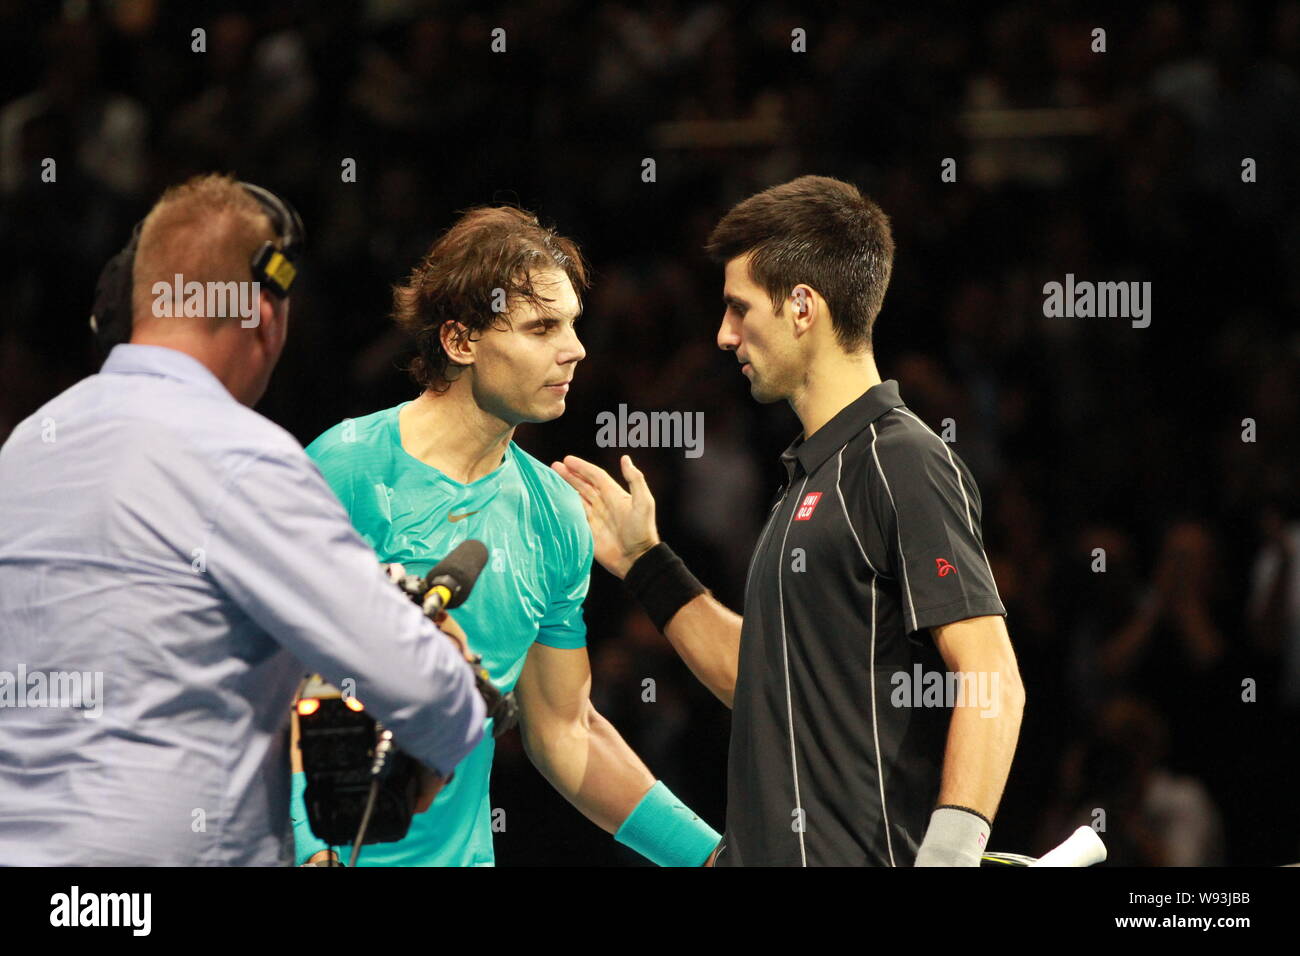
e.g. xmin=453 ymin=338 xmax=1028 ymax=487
xmin=981 ymin=826 xmax=1107 ymax=867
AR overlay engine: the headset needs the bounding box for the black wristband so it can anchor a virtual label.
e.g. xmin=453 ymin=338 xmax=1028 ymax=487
xmin=623 ymin=543 xmax=707 ymax=631
xmin=935 ymin=804 xmax=992 ymax=829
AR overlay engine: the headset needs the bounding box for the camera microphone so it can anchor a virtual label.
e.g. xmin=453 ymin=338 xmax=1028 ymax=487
xmin=421 ymin=539 xmax=489 ymax=617
xmin=297 ymin=539 xmax=513 ymax=862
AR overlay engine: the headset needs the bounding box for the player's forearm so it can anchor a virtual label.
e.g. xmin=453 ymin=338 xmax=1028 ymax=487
xmin=523 ymin=702 xmax=656 ymax=834
xmin=618 ymin=543 xmax=740 ymax=707
xmin=934 ymin=671 xmax=1025 ymax=821
xmin=661 ymin=593 xmax=742 ymax=707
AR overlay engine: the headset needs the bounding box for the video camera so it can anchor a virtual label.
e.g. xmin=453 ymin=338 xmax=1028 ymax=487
xmin=294 ymin=540 xmax=517 ymax=863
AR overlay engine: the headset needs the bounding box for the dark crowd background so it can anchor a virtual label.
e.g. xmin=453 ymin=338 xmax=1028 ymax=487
xmin=1 ymin=0 xmax=1297 ymax=866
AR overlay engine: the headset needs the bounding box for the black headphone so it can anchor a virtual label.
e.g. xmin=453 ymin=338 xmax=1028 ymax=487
xmin=89 ymin=181 xmax=305 ymax=354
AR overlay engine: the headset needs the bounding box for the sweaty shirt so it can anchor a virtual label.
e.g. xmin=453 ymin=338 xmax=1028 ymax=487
xmin=292 ymin=403 xmax=593 ymax=866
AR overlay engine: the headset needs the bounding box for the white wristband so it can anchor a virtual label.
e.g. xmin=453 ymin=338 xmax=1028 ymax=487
xmin=913 ymin=807 xmax=990 ymax=867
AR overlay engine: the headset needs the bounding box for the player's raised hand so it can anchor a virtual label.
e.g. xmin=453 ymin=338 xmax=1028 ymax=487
xmin=552 ymin=454 xmax=660 ymax=579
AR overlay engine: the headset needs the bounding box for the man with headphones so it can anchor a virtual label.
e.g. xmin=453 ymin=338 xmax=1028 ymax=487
xmin=87 ymin=181 xmax=304 ymax=353
xmin=0 ymin=174 xmax=487 ymax=865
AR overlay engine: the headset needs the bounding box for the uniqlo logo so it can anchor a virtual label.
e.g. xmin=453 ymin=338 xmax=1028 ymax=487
xmin=794 ymin=492 xmax=822 ymax=520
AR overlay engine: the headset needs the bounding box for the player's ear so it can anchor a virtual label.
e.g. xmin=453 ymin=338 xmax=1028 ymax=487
xmin=789 ymin=284 xmax=817 ymax=334
xmin=251 ymin=289 xmax=286 ymax=350
xmin=440 ymin=320 xmax=476 ymax=367
xmin=269 ymin=295 xmax=290 ymax=355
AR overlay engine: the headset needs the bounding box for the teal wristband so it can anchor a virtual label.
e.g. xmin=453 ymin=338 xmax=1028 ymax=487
xmin=290 ymin=770 xmax=332 ymax=865
xmin=614 ymin=780 xmax=721 ymax=867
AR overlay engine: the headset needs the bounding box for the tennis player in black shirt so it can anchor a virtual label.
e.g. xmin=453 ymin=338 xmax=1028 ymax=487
xmin=555 ymin=175 xmax=1024 ymax=866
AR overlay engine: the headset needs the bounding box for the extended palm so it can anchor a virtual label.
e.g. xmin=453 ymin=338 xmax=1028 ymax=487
xmin=551 ymin=454 xmax=660 ymax=578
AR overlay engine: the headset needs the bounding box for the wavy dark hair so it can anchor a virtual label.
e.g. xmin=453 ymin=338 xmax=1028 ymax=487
xmin=392 ymin=206 xmax=589 ymax=392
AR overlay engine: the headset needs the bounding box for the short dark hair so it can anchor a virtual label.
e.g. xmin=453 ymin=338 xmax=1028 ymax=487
xmin=392 ymin=206 xmax=589 ymax=392
xmin=705 ymin=175 xmax=894 ymax=352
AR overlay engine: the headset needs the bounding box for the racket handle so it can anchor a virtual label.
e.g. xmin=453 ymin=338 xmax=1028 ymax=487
xmin=1029 ymin=826 xmax=1107 ymax=867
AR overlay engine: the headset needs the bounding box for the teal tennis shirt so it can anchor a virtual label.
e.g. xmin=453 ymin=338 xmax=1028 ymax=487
xmin=292 ymin=402 xmax=593 ymax=866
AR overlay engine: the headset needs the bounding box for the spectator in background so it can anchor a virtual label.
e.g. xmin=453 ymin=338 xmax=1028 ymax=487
xmin=167 ymin=11 xmax=316 ymax=183
xmin=1251 ymin=501 xmax=1300 ymax=710
xmin=1040 ymin=696 xmax=1224 ymax=866
xmin=1099 ymin=520 xmax=1235 ymax=785
xmin=1249 ymin=499 xmax=1300 ymax=859
xmin=0 ymin=17 xmax=147 ymax=198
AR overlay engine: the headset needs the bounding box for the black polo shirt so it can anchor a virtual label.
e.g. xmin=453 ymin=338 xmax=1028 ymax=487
xmin=715 ymin=379 xmax=1006 ymax=867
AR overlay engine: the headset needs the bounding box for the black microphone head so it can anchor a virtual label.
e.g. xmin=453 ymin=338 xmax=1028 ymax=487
xmin=424 ymin=539 xmax=489 ymax=608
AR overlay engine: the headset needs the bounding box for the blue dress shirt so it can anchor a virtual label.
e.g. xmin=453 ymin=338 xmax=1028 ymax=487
xmin=0 ymin=345 xmax=484 ymax=865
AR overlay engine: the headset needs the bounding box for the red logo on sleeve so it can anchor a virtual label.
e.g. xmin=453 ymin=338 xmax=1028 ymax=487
xmin=935 ymin=558 xmax=957 ymax=577
xmin=794 ymin=492 xmax=822 ymax=520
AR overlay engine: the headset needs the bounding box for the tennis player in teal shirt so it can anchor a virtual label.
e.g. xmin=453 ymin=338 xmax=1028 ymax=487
xmin=290 ymin=205 xmax=719 ymax=867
